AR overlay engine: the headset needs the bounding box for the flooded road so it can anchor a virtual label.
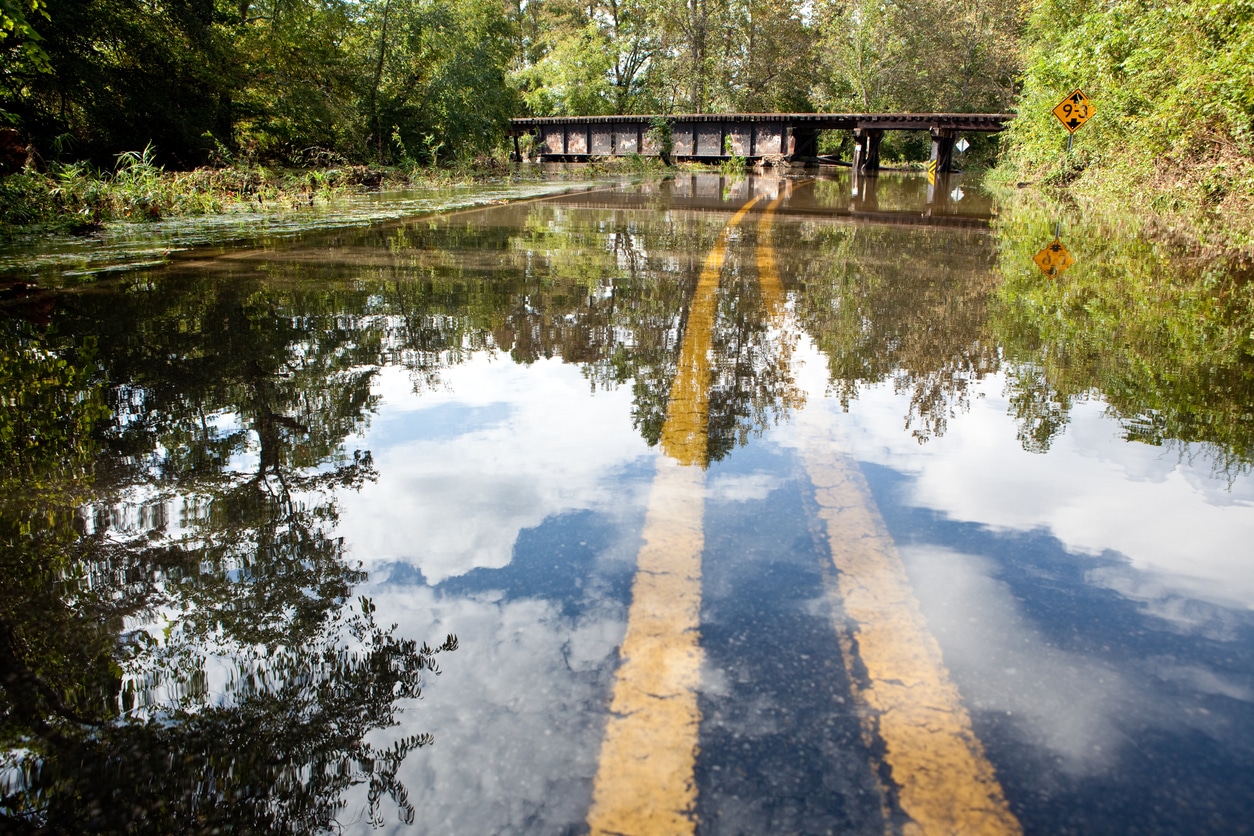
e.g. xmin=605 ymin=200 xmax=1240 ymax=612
xmin=2 ymin=171 xmax=1252 ymax=834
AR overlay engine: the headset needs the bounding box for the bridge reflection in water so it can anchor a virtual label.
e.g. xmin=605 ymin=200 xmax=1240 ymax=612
xmin=546 ymin=170 xmax=993 ymax=229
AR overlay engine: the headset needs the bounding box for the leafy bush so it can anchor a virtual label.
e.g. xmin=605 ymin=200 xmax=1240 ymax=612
xmin=995 ymin=0 xmax=1254 ymax=252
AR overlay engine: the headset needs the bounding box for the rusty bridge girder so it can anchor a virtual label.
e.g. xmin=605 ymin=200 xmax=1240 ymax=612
xmin=508 ymin=113 xmax=1014 ymax=173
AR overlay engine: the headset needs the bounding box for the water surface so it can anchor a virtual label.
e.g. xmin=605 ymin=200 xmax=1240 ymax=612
xmin=2 ymin=170 xmax=1252 ymax=834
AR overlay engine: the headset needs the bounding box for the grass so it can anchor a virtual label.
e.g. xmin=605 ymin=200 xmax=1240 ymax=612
xmin=988 ymin=140 xmax=1254 ymax=263
xmin=0 ymin=146 xmax=544 ymax=238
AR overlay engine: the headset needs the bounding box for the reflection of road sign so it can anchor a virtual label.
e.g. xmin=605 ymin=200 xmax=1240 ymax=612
xmin=955 ymin=137 xmax=970 ymax=153
xmin=1033 ymin=238 xmax=1076 ymax=277
xmin=1052 ymin=89 xmax=1094 ymax=133
xmin=926 ymin=159 xmax=937 ymax=185
xmin=950 ymin=186 xmax=964 ymax=202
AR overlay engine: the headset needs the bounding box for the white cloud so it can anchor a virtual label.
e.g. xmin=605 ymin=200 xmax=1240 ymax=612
xmin=707 ymin=471 xmax=782 ymax=503
xmin=339 ymin=583 xmax=626 ymax=835
xmin=335 ymin=357 xmax=654 ymax=584
xmin=777 ymin=339 xmax=1254 ymax=616
xmin=901 ymin=545 xmax=1127 ymax=774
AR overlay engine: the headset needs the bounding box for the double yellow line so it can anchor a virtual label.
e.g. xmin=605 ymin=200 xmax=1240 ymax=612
xmin=587 ymin=195 xmax=762 ymax=835
xmin=588 ymin=189 xmax=1021 ymax=836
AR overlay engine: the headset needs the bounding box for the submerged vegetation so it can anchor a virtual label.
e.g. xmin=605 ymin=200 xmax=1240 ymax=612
xmin=0 ymin=146 xmax=533 ymax=234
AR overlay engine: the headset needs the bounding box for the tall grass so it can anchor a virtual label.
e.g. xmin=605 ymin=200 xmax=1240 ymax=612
xmin=0 ymin=145 xmax=531 ymax=236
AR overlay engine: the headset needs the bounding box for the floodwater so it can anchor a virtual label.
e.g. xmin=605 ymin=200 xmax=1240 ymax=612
xmin=2 ymin=170 xmax=1252 ymax=834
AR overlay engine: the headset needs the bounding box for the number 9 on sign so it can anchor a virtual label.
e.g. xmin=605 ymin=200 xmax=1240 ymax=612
xmin=1052 ymin=89 xmax=1094 ymax=133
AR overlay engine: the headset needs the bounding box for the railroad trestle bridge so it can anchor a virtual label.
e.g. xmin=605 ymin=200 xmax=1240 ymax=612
xmin=509 ymin=112 xmax=1014 ymax=172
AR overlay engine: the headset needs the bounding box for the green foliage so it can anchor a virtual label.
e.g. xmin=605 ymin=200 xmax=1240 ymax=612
xmin=366 ymin=0 xmax=519 ymax=163
xmin=0 ymin=153 xmax=543 ymax=232
xmin=0 ymin=0 xmax=51 ymax=124
xmin=719 ymin=151 xmax=748 ymax=174
xmin=990 ymin=193 xmax=1254 ymax=469
xmin=0 ymin=0 xmax=519 ymax=167
xmin=515 ymin=23 xmax=619 ymax=115
xmin=996 ymin=0 xmax=1254 ymax=252
xmin=647 ymin=116 xmax=674 ymax=164
xmin=813 ymin=0 xmax=1022 ymax=113
xmin=6 ymin=0 xmax=238 ymax=166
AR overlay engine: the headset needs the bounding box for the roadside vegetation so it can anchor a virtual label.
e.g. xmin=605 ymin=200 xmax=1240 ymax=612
xmin=993 ymin=0 xmax=1254 ymax=258
xmin=0 ymin=146 xmax=533 ymax=235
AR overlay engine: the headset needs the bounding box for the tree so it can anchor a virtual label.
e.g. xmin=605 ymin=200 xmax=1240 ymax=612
xmin=0 ymin=267 xmax=455 ymax=829
xmin=366 ymin=0 xmax=519 ymax=162
xmin=512 ymin=0 xmax=661 ymax=116
xmin=0 ymin=0 xmax=50 ymax=124
xmin=814 ymin=0 xmax=1021 ymax=114
xmin=7 ymin=0 xmax=238 ymax=165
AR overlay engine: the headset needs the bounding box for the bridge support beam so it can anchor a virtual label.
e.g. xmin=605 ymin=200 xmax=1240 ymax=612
xmin=930 ymin=128 xmax=957 ymax=174
xmin=852 ymin=128 xmax=884 ymax=173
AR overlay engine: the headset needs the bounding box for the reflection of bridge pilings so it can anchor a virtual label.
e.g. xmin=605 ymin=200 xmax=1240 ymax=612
xmin=851 ymin=169 xmax=879 ymax=213
xmin=665 ymin=173 xmax=789 ymax=205
xmin=552 ymin=173 xmax=989 ymax=228
xmin=925 ymin=173 xmax=953 ymax=214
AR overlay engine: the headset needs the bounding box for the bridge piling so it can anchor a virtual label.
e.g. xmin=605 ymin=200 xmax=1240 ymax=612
xmin=852 ymin=128 xmax=884 ymax=173
xmin=930 ymin=128 xmax=957 ymax=173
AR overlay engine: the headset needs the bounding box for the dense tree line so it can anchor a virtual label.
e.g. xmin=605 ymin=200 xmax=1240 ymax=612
xmin=0 ymin=0 xmax=1025 ymax=167
xmin=0 ymin=0 xmax=518 ymax=166
xmin=2 ymin=0 xmax=1252 ymax=236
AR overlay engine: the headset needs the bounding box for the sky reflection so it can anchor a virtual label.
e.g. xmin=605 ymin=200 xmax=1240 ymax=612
xmin=336 ymin=358 xmax=654 ymax=584
xmin=809 ymin=364 xmax=1254 ymax=615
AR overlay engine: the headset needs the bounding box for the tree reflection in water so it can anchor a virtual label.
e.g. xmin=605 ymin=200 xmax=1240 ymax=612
xmin=991 ymin=202 xmax=1254 ymax=477
xmin=4 ymin=175 xmax=1254 ymax=830
xmin=0 ymin=282 xmax=457 ymax=831
xmin=790 ymin=220 xmax=1000 ymax=444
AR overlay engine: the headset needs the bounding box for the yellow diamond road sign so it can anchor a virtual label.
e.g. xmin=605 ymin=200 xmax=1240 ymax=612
xmin=1033 ymin=238 xmax=1076 ymax=277
xmin=1053 ymin=89 xmax=1094 ymax=133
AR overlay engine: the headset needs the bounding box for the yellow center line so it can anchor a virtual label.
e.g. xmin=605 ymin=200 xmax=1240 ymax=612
xmin=588 ymin=195 xmax=761 ymax=836
xmin=754 ymin=194 xmax=1022 ymax=836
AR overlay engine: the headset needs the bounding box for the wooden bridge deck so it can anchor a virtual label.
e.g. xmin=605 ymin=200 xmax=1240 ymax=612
xmin=509 ymin=112 xmax=1015 ymax=172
